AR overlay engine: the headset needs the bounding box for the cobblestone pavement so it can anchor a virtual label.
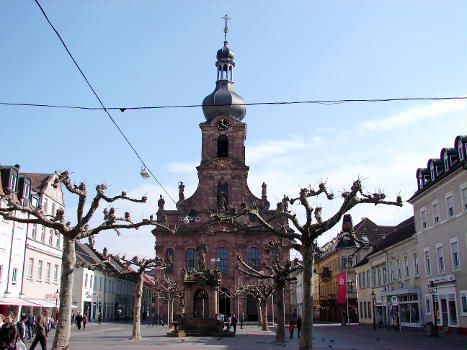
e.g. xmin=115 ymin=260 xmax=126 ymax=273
xmin=23 ymin=322 xmax=466 ymax=350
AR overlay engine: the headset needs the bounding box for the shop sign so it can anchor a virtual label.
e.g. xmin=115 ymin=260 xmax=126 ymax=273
xmin=391 ymin=296 xmax=399 ymax=306
xmin=376 ymin=299 xmax=384 ymax=307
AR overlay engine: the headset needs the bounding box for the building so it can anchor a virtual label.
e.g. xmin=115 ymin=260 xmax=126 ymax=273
xmin=408 ymin=135 xmax=467 ymax=334
xmin=74 ymin=242 xmax=154 ymax=322
xmin=355 ymin=217 xmax=418 ymax=328
xmin=152 ymin=27 xmax=291 ymax=323
xmin=313 ymin=215 xmax=394 ymax=323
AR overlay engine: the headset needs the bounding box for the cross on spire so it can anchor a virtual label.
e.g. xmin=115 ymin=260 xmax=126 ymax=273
xmin=222 ymin=14 xmax=231 ymax=46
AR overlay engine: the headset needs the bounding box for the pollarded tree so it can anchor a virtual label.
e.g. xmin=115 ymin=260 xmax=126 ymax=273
xmin=118 ymin=255 xmax=165 ymax=340
xmin=235 ymin=241 xmax=302 ymax=343
xmin=215 ymin=179 xmax=402 ymax=350
xmin=155 ymin=274 xmax=184 ymax=329
xmin=0 ymin=171 xmax=175 ymax=350
xmin=234 ymin=280 xmax=274 ymax=331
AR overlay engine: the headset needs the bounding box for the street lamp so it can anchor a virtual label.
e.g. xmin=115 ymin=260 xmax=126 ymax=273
xmin=428 ymin=281 xmax=438 ymax=337
xmin=371 ymin=291 xmax=376 ymax=330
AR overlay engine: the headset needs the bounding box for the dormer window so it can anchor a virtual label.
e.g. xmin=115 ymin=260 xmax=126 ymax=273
xmin=458 ymin=141 xmax=464 ymax=160
xmin=8 ymin=172 xmax=18 ymax=192
xmin=418 ymin=173 xmax=424 ymax=189
xmin=217 ymin=135 xmax=228 ymax=157
xmin=444 ymin=154 xmax=449 ymax=171
xmin=430 ymin=163 xmax=435 ymax=180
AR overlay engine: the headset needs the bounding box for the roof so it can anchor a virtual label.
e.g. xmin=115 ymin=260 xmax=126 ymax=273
xmin=22 ymin=173 xmax=54 ymax=194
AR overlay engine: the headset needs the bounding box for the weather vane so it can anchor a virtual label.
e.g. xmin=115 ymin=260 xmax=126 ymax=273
xmin=222 ymin=14 xmax=231 ymax=46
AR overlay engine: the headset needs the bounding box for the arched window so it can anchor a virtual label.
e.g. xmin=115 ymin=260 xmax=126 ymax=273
xmin=248 ymin=247 xmax=260 ymax=269
xmin=272 ymin=247 xmax=280 ymax=259
xmin=216 ymin=248 xmax=228 ymax=273
xmin=444 ymin=153 xmax=449 ymax=171
xmin=165 ymin=248 xmax=174 ymax=273
xmin=458 ymin=141 xmax=464 ymax=161
xmin=193 ymin=289 xmax=209 ymax=318
xmin=430 ymin=163 xmax=435 ymax=180
xmin=186 ymin=248 xmax=197 ymax=269
xmin=217 ymin=135 xmax=228 ymax=158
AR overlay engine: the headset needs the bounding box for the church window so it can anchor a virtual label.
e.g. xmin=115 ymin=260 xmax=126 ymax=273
xmin=186 ymin=248 xmax=197 ymax=269
xmin=216 ymin=248 xmax=228 ymax=273
xmin=193 ymin=289 xmax=209 ymax=318
xmin=165 ymin=248 xmax=174 ymax=273
xmin=248 ymin=247 xmax=260 ymax=269
xmin=217 ymin=135 xmax=228 ymax=158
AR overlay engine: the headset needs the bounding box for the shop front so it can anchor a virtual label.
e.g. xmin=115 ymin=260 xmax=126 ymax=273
xmin=381 ymin=288 xmax=422 ymax=329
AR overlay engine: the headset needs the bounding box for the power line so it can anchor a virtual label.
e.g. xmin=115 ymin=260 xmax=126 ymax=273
xmin=33 ymin=0 xmax=176 ymax=205
xmin=1 ymin=96 xmax=466 ymax=112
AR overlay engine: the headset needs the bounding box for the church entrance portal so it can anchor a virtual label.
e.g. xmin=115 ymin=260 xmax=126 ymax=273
xmin=247 ymin=295 xmax=258 ymax=321
xmin=219 ymin=288 xmax=230 ymax=317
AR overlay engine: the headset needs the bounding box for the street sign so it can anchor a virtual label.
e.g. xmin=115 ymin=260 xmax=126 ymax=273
xmin=391 ymin=296 xmax=399 ymax=306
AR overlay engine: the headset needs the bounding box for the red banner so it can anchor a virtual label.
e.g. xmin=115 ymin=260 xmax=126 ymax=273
xmin=337 ymin=272 xmax=347 ymax=304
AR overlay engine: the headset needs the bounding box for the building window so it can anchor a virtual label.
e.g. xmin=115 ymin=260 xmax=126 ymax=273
xmin=404 ymin=256 xmax=409 ymax=278
xmin=28 ymin=258 xmax=34 ymax=278
xmin=413 ymin=253 xmax=419 ymax=276
xmin=217 ymin=135 xmax=228 ymax=158
xmin=390 ymin=263 xmax=394 ymax=282
xmin=432 ymin=202 xmax=440 ymax=225
xmin=90 ymin=275 xmax=93 ymax=289
xmin=461 ymin=185 xmax=467 ymax=212
xmin=37 ymin=260 xmax=43 ymax=280
xmin=165 ymin=248 xmax=174 ymax=273
xmin=425 ymin=294 xmax=432 ymax=315
xmin=397 ymin=260 xmax=401 ymax=280
xmin=450 ymin=239 xmax=460 ymax=271
xmin=48 ymin=229 xmax=53 ymax=245
xmin=31 ymin=224 xmax=37 ymax=240
xmin=363 ymin=301 xmax=367 ymax=318
xmin=377 ymin=268 xmax=382 ymax=287
xmin=446 ymin=194 xmax=454 ymax=217
xmin=216 ymin=247 xmax=228 ymax=273
xmin=248 ymin=247 xmax=260 ymax=269
xmin=11 ymin=268 xmax=17 ymax=284
xmin=360 ymin=302 xmax=363 ymax=318
xmin=443 ymin=154 xmax=449 ymax=170
xmin=372 ymin=267 xmax=377 ymax=288
xmin=51 ymin=203 xmax=56 ymax=216
xmin=448 ymin=294 xmax=458 ymax=325
xmin=43 ymin=198 xmax=48 ymax=214
xmin=430 ymin=163 xmax=435 ymax=180
xmin=85 ymin=274 xmax=88 ymax=287
xmin=40 ymin=227 xmax=45 ymax=242
xmin=366 ymin=270 xmax=370 ymax=288
xmin=186 ymin=248 xmax=197 ymax=269
xmin=46 ymin=263 xmax=51 ymax=281
xmin=94 ymin=276 xmax=97 ymax=290
xmin=424 ymin=250 xmax=432 ymax=276
xmin=436 ymin=245 xmax=444 ymax=274
xmin=358 ymin=272 xmax=362 ymax=289
xmin=460 ymin=291 xmax=467 ymax=316
xmin=458 ymin=141 xmax=464 ymax=160
xmin=420 ymin=209 xmax=427 ymax=230
xmin=56 ymin=235 xmax=60 ymax=249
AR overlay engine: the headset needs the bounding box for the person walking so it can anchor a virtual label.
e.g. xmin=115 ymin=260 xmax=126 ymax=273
xmin=71 ymin=311 xmax=75 ymax=325
xmin=16 ymin=314 xmax=27 ymax=342
xmin=82 ymin=314 xmax=87 ymax=330
xmin=296 ymin=316 xmax=302 ymax=338
xmin=288 ymin=321 xmax=295 ymax=339
xmin=29 ymin=311 xmax=47 ymax=350
xmin=76 ymin=312 xmax=83 ymax=330
xmin=0 ymin=314 xmax=17 ymax=350
xmin=226 ymin=315 xmax=231 ymax=333
xmin=26 ymin=312 xmax=33 ymax=340
xmin=341 ymin=311 xmax=348 ymax=326
xmin=231 ymin=314 xmax=238 ymax=334
xmin=239 ymin=313 xmax=244 ymax=329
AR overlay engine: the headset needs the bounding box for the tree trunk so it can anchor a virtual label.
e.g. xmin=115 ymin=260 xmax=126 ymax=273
xmin=52 ymin=236 xmax=75 ymax=350
xmin=260 ymin=300 xmax=268 ymax=331
xmin=168 ymin=298 xmax=174 ymax=329
xmin=132 ymin=272 xmax=144 ymax=340
xmin=257 ymin=300 xmax=262 ymax=327
xmin=299 ymin=243 xmax=314 ymax=350
xmin=273 ymin=287 xmax=285 ymax=343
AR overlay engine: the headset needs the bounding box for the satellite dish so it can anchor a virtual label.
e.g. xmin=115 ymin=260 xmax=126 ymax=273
xmin=140 ymin=167 xmax=150 ymax=179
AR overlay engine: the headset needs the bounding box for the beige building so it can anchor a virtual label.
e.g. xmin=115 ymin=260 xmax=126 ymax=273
xmin=356 ymin=217 xmax=419 ymax=328
xmin=408 ymin=135 xmax=467 ymax=335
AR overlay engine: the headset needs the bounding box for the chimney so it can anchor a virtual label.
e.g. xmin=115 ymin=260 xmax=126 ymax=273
xmin=103 ymin=247 xmax=108 ymax=257
xmin=342 ymin=214 xmax=353 ymax=233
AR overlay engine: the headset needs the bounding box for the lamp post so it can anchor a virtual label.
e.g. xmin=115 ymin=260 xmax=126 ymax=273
xmin=428 ymin=281 xmax=438 ymax=337
xmin=371 ymin=291 xmax=376 ymax=330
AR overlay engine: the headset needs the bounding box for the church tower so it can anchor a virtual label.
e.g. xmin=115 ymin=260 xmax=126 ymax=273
xmin=153 ymin=16 xmax=289 ymax=323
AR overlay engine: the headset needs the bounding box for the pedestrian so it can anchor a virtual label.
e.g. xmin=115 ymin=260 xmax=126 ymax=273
xmin=240 ymin=313 xmax=244 ymax=329
xmin=29 ymin=311 xmax=47 ymax=350
xmin=342 ymin=311 xmax=348 ymax=326
xmin=226 ymin=315 xmax=231 ymax=333
xmin=97 ymin=313 xmax=102 ymax=325
xmin=45 ymin=313 xmax=50 ymax=337
xmin=71 ymin=311 xmax=75 ymax=325
xmin=26 ymin=311 xmax=33 ymax=339
xmin=82 ymin=314 xmax=87 ymax=330
xmin=0 ymin=314 xmax=17 ymax=350
xmin=16 ymin=313 xmax=27 ymax=342
xmin=231 ymin=314 xmax=238 ymax=334
xmin=296 ymin=316 xmax=302 ymax=338
xmin=288 ymin=321 xmax=295 ymax=339
xmin=76 ymin=312 xmax=83 ymax=330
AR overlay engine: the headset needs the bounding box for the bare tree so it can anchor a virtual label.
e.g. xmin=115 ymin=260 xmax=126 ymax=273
xmin=0 ymin=171 xmax=175 ymax=350
xmin=236 ymin=241 xmax=302 ymax=343
xmin=213 ymin=179 xmax=402 ymax=349
xmin=118 ymin=255 xmax=165 ymax=340
xmin=155 ymin=274 xmax=184 ymax=329
xmin=234 ymin=280 xmax=273 ymax=331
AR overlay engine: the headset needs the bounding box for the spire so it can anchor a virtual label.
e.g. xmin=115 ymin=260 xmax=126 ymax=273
xmin=202 ymin=15 xmax=246 ymax=121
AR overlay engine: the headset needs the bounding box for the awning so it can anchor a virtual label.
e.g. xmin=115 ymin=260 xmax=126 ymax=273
xmin=23 ymin=299 xmax=78 ymax=309
xmin=0 ymin=298 xmax=38 ymax=307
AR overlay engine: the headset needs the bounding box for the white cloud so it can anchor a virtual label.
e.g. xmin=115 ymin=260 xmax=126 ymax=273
xmin=246 ymin=136 xmax=308 ymax=163
xmin=166 ymin=161 xmax=198 ymax=173
xmin=361 ymin=99 xmax=466 ymax=131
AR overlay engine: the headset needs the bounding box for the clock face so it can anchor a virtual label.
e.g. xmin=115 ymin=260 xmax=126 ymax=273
xmin=216 ymin=118 xmax=230 ymax=131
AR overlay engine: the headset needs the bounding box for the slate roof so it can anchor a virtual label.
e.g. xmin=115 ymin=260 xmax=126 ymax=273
xmin=22 ymin=173 xmax=54 ymax=193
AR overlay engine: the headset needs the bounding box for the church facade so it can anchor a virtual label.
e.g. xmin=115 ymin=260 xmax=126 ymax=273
xmin=153 ymin=27 xmax=291 ymax=323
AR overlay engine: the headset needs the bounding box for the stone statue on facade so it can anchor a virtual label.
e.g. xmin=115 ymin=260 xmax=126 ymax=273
xmin=216 ymin=178 xmax=228 ymax=211
xmin=261 ymin=182 xmax=267 ymax=199
xmin=195 ymin=241 xmax=208 ymax=271
xmin=179 ymin=182 xmax=185 ymax=201
xmin=158 ymin=195 xmax=165 ymax=211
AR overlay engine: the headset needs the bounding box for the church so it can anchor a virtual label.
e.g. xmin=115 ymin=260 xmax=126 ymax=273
xmin=153 ymin=20 xmax=291 ymax=323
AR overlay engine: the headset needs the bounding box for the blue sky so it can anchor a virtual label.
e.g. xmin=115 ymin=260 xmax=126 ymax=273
xmin=1 ymin=1 xmax=466 ymax=258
